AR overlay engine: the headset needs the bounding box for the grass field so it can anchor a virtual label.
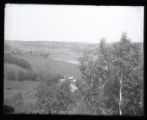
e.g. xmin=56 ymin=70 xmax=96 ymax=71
xmin=4 ymin=79 xmax=41 ymax=105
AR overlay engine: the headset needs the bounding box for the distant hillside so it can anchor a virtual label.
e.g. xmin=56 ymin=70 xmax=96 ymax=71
xmin=4 ymin=40 xmax=91 ymax=80
xmin=5 ymin=40 xmax=97 ymax=56
xmin=20 ymin=54 xmax=82 ymax=80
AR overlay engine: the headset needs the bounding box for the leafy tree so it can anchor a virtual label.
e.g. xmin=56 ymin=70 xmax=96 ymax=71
xmin=105 ymin=33 xmax=143 ymax=115
xmin=78 ymin=33 xmax=143 ymax=115
xmin=78 ymin=38 xmax=113 ymax=115
xmin=113 ymin=33 xmax=143 ymax=115
xmin=36 ymin=74 xmax=75 ymax=114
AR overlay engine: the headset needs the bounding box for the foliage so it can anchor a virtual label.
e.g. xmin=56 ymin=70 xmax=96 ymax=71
xmin=21 ymin=103 xmax=40 ymax=114
xmin=25 ymin=70 xmax=39 ymax=81
xmin=79 ymin=39 xmax=113 ymax=115
xmin=36 ymin=74 xmax=75 ymax=114
xmin=4 ymin=92 xmax=24 ymax=113
xmin=45 ymin=74 xmax=64 ymax=86
xmin=4 ymin=105 xmax=15 ymax=113
xmin=6 ymin=70 xmax=41 ymax=81
xmin=4 ymin=53 xmax=32 ymax=70
xmin=7 ymin=71 xmax=17 ymax=80
xmin=112 ymin=33 xmax=144 ymax=115
xmin=78 ymin=33 xmax=143 ymax=115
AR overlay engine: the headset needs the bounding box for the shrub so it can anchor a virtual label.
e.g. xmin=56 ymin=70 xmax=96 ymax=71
xmin=4 ymin=92 xmax=24 ymax=113
xmin=7 ymin=69 xmax=41 ymax=81
xmin=25 ymin=71 xmax=38 ymax=81
xmin=4 ymin=105 xmax=15 ymax=113
xmin=7 ymin=71 xmax=17 ymax=80
xmin=17 ymin=71 xmax=25 ymax=81
xmin=46 ymin=74 xmax=64 ymax=86
xmin=22 ymin=103 xmax=39 ymax=114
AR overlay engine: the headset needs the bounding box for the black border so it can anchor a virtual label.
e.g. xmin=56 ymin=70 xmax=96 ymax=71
xmin=0 ymin=0 xmax=146 ymax=120
xmin=2 ymin=0 xmax=146 ymax=6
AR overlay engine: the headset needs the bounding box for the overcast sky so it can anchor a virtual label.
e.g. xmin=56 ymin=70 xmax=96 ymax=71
xmin=5 ymin=4 xmax=144 ymax=43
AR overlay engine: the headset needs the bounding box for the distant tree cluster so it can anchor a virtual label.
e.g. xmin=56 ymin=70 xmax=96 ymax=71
xmin=4 ymin=53 xmax=32 ymax=70
xmin=7 ymin=70 xmax=42 ymax=81
xmin=39 ymin=53 xmax=50 ymax=58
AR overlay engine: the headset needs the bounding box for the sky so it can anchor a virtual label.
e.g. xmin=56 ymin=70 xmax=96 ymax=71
xmin=5 ymin=4 xmax=144 ymax=43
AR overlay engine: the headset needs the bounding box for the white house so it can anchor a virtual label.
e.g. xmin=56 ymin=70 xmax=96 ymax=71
xmin=59 ymin=78 xmax=66 ymax=82
xmin=70 ymin=83 xmax=78 ymax=92
xmin=68 ymin=76 xmax=74 ymax=80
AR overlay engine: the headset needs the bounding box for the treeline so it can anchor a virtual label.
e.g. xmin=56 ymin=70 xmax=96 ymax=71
xmin=7 ymin=70 xmax=42 ymax=81
xmin=4 ymin=53 xmax=32 ymax=70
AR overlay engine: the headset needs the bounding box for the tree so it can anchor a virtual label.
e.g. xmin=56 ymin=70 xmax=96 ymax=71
xmin=36 ymin=74 xmax=75 ymax=114
xmin=78 ymin=33 xmax=143 ymax=115
xmin=78 ymin=38 xmax=114 ymax=115
xmin=111 ymin=33 xmax=143 ymax=115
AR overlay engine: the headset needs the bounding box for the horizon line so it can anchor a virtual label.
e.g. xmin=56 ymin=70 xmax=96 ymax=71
xmin=5 ymin=39 xmax=143 ymax=44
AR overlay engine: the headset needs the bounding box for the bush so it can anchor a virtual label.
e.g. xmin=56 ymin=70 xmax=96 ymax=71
xmin=4 ymin=105 xmax=15 ymax=113
xmin=7 ymin=69 xmax=40 ymax=81
xmin=16 ymin=70 xmax=40 ymax=81
xmin=25 ymin=71 xmax=38 ymax=81
xmin=46 ymin=74 xmax=64 ymax=86
xmin=4 ymin=92 xmax=24 ymax=113
xmin=7 ymin=71 xmax=17 ymax=80
xmin=17 ymin=71 xmax=25 ymax=81
xmin=22 ymin=103 xmax=39 ymax=114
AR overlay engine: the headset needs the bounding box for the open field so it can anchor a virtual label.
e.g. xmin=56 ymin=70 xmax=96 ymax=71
xmin=4 ymin=79 xmax=41 ymax=104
